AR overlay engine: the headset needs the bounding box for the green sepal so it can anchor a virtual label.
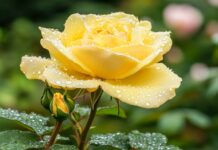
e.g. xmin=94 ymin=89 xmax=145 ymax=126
xmin=41 ymin=87 xmax=53 ymax=110
xmin=64 ymin=95 xmax=75 ymax=113
xmin=56 ymin=107 xmax=69 ymax=121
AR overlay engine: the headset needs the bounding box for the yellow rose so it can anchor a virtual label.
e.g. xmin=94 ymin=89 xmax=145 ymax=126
xmin=20 ymin=12 xmax=182 ymax=108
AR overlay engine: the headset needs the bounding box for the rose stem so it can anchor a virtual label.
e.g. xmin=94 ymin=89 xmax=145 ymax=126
xmin=45 ymin=121 xmax=63 ymax=150
xmin=78 ymin=89 xmax=102 ymax=150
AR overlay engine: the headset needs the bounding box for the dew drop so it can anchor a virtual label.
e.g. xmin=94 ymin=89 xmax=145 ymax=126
xmin=116 ymin=90 xmax=121 ymax=93
xmin=56 ymin=81 xmax=61 ymax=85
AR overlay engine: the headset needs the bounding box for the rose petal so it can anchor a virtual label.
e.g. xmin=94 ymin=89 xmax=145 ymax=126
xmin=145 ymin=32 xmax=172 ymax=63
xmin=20 ymin=56 xmax=100 ymax=89
xmin=43 ymin=67 xmax=100 ymax=90
xmin=61 ymin=13 xmax=86 ymax=46
xmin=93 ymin=34 xmax=127 ymax=48
xmin=20 ymin=56 xmax=54 ymax=80
xmin=131 ymin=21 xmax=152 ymax=44
xmin=100 ymin=63 xmax=182 ymax=108
xmin=40 ymin=38 xmax=94 ymax=76
xmin=71 ymin=46 xmax=140 ymax=79
xmin=111 ymin=45 xmax=154 ymax=60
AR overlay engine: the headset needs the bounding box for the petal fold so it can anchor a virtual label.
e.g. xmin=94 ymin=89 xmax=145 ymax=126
xmin=20 ymin=56 xmax=100 ymax=90
xmin=71 ymin=46 xmax=140 ymax=79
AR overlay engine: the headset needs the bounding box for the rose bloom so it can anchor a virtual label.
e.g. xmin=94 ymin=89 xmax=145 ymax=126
xmin=20 ymin=12 xmax=181 ymax=108
xmin=164 ymin=4 xmax=203 ymax=38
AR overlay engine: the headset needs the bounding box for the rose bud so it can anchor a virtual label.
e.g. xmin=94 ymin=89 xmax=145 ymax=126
xmin=50 ymin=93 xmax=69 ymax=120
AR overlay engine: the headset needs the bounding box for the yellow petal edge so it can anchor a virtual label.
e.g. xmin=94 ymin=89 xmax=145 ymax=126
xmin=20 ymin=56 xmax=181 ymax=108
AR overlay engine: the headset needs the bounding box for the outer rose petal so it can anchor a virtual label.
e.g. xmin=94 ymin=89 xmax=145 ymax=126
xmin=20 ymin=56 xmax=100 ymax=90
xmin=20 ymin=56 xmax=54 ymax=80
xmin=100 ymin=63 xmax=182 ymax=108
xmin=40 ymin=37 xmax=94 ymax=76
xmin=39 ymin=27 xmax=93 ymax=75
xmin=71 ymin=46 xmax=140 ymax=79
xmin=145 ymin=32 xmax=172 ymax=64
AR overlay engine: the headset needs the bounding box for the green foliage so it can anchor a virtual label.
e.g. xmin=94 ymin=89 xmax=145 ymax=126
xmin=0 ymin=130 xmax=42 ymax=150
xmin=96 ymin=106 xmax=126 ymax=118
xmin=0 ymin=108 xmax=51 ymax=135
xmin=158 ymin=109 xmax=211 ymax=135
xmin=74 ymin=105 xmax=126 ymax=118
xmin=90 ymin=132 xmax=129 ymax=150
xmin=51 ymin=144 xmax=77 ymax=150
xmin=0 ymin=130 xmax=77 ymax=150
xmin=90 ymin=130 xmax=180 ymax=150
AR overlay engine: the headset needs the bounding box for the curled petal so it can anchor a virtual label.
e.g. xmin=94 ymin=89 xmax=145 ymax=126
xmin=111 ymin=45 xmax=154 ymax=60
xmin=40 ymin=38 xmax=94 ymax=76
xmin=20 ymin=56 xmax=100 ymax=90
xmin=145 ymin=32 xmax=172 ymax=63
xmin=61 ymin=13 xmax=86 ymax=46
xmin=100 ymin=63 xmax=182 ymax=108
xmin=131 ymin=21 xmax=152 ymax=44
xmin=71 ymin=46 xmax=140 ymax=79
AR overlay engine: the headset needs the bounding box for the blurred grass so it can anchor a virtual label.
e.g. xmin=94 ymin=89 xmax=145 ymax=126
xmin=0 ymin=0 xmax=218 ymax=149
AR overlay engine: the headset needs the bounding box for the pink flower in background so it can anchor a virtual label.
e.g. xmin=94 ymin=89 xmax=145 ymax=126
xmin=208 ymin=0 xmax=218 ymax=6
xmin=190 ymin=63 xmax=209 ymax=82
xmin=164 ymin=4 xmax=203 ymax=38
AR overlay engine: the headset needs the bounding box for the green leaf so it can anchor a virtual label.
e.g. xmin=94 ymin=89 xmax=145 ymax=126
xmin=96 ymin=106 xmax=126 ymax=118
xmin=0 ymin=130 xmax=43 ymax=150
xmin=0 ymin=108 xmax=51 ymax=135
xmin=90 ymin=131 xmax=181 ymax=150
xmin=207 ymin=77 xmax=218 ymax=98
xmin=51 ymin=144 xmax=77 ymax=150
xmin=186 ymin=110 xmax=211 ymax=128
xmin=128 ymin=130 xmax=181 ymax=150
xmin=158 ymin=112 xmax=185 ymax=135
xmin=90 ymin=132 xmax=129 ymax=150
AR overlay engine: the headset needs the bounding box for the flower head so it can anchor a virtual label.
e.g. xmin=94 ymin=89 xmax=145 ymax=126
xmin=20 ymin=12 xmax=182 ymax=108
xmin=50 ymin=92 xmax=69 ymax=119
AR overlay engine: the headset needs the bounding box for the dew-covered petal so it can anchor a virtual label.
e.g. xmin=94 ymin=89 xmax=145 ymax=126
xmin=20 ymin=56 xmax=54 ymax=80
xmin=39 ymin=27 xmax=61 ymax=39
xmin=145 ymin=32 xmax=172 ymax=64
xmin=20 ymin=56 xmax=100 ymax=90
xmin=122 ymin=32 xmax=172 ymax=77
xmin=40 ymin=38 xmax=94 ymax=76
xmin=100 ymin=63 xmax=182 ymax=108
xmin=71 ymin=46 xmax=140 ymax=79
xmin=42 ymin=67 xmax=100 ymax=90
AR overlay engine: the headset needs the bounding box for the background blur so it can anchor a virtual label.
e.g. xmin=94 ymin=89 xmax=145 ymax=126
xmin=0 ymin=0 xmax=218 ymax=149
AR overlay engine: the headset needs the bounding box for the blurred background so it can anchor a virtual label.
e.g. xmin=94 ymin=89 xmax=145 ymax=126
xmin=0 ymin=0 xmax=218 ymax=149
